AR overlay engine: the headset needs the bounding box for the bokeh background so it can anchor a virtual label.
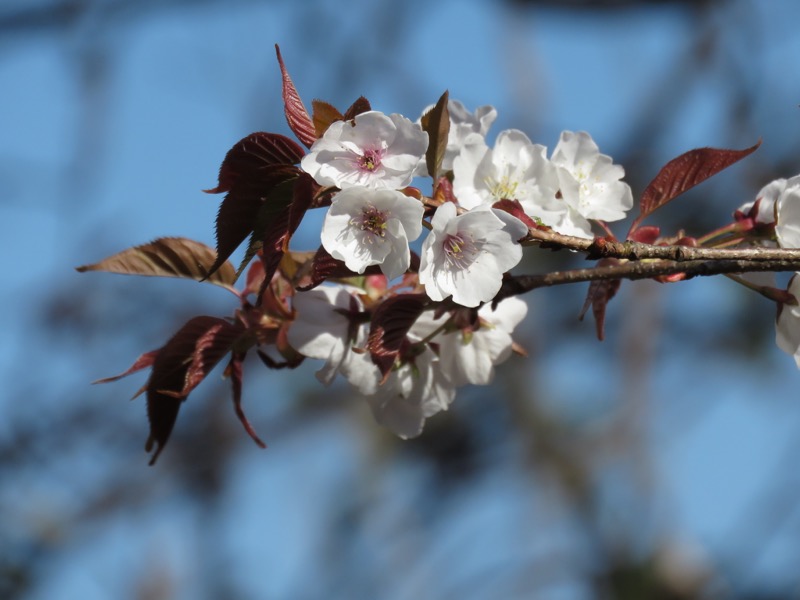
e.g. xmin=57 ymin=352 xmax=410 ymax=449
xmin=3 ymin=0 xmax=800 ymax=598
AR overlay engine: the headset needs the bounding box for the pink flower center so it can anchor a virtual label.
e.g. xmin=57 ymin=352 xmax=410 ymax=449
xmin=352 ymin=205 xmax=388 ymax=242
xmin=358 ymin=148 xmax=384 ymax=172
xmin=442 ymin=232 xmax=479 ymax=268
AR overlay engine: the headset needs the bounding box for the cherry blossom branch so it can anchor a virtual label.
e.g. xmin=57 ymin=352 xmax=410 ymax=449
xmin=496 ymin=257 xmax=800 ymax=303
xmin=524 ymin=228 xmax=800 ymax=262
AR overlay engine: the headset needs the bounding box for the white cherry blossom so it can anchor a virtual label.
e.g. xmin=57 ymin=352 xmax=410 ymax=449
xmin=419 ymin=202 xmax=527 ymax=307
xmin=737 ymin=178 xmax=787 ymax=225
xmin=300 ymin=110 xmax=428 ymax=190
xmin=437 ymin=297 xmax=528 ymax=386
xmin=452 ymin=129 xmax=563 ymax=225
xmin=287 ymin=285 xmax=369 ymax=386
xmin=550 ymin=131 xmax=634 ymax=238
xmin=365 ymin=345 xmax=455 ymax=439
xmin=321 ymin=187 xmax=424 ymax=280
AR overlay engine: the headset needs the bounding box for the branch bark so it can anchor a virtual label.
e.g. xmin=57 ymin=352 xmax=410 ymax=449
xmin=497 ymin=251 xmax=800 ymax=302
xmin=524 ymin=228 xmax=800 ymax=262
xmin=494 ymin=229 xmax=800 ymax=303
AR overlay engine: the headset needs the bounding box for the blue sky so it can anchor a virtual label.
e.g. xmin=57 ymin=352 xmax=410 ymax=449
xmin=4 ymin=0 xmax=800 ymax=597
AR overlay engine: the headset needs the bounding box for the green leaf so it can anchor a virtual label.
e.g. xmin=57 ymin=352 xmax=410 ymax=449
xmin=76 ymin=237 xmax=237 ymax=288
xmin=420 ymin=91 xmax=450 ymax=179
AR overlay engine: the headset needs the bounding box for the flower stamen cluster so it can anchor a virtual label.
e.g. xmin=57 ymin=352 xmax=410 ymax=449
xmin=351 ymin=205 xmax=388 ymax=240
xmin=442 ymin=232 xmax=479 ymax=268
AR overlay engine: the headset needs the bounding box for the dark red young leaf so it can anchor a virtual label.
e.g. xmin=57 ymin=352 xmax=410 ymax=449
xmin=204 ymin=132 xmax=305 ymax=194
xmin=367 ymin=293 xmax=429 ymax=381
xmin=343 ymin=96 xmax=372 ymax=120
xmin=254 ymin=173 xmax=317 ymax=302
xmin=296 ymin=246 xmax=349 ymax=291
xmin=492 ymin=199 xmax=538 ymax=232
xmin=208 ymin=166 xmax=300 ymax=280
xmin=420 ymin=91 xmax=450 ymax=179
xmin=76 ymin=237 xmax=237 ymax=289
xmin=628 ymin=225 xmax=661 ymax=245
xmin=225 ymin=352 xmax=266 ymax=448
xmin=178 ymin=319 xmax=246 ymax=398
xmin=275 ymin=44 xmax=316 ymax=148
xmin=93 ymin=350 xmax=159 ymax=385
xmin=295 ymin=246 xmax=393 ymax=291
xmin=145 ymin=316 xmax=244 ymax=465
xmin=311 ymin=100 xmax=344 ymax=139
xmin=631 ymin=141 xmax=761 ymax=232
xmin=579 ymin=258 xmax=622 ymax=341
xmin=248 ymin=180 xmax=298 ymax=276
xmin=286 ymin=172 xmax=317 ymax=241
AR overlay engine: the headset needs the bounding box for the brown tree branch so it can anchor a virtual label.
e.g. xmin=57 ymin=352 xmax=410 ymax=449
xmin=497 ymin=258 xmax=800 ymax=303
xmin=524 ymin=228 xmax=800 ymax=262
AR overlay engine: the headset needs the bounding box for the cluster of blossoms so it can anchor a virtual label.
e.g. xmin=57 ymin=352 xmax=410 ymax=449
xmin=85 ymin=50 xmax=800 ymax=464
xmin=291 ymin=100 xmax=633 ymax=436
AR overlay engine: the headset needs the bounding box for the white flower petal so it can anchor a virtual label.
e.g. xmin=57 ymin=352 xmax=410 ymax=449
xmin=551 ymin=130 xmax=633 ymax=226
xmin=776 ymin=182 xmax=800 ymax=248
xmin=321 ymin=187 xmax=423 ymax=278
xmin=301 ymin=110 xmax=428 ymax=190
xmin=776 ymin=274 xmax=800 ymax=368
xmin=420 ymin=203 xmax=522 ymax=307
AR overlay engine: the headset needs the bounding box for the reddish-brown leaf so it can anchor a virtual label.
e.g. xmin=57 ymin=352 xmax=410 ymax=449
xmin=343 ymin=96 xmax=372 ymax=120
xmin=628 ymin=225 xmax=661 ymax=245
xmin=632 ymin=141 xmax=761 ymax=231
xmin=145 ymin=316 xmax=243 ymax=465
xmin=367 ymin=294 xmax=429 ymax=381
xmin=254 ymin=173 xmax=316 ymax=301
xmin=179 ymin=319 xmax=247 ymax=398
xmin=295 ymin=246 xmax=392 ymax=291
xmin=225 ymin=352 xmax=267 ymax=448
xmin=492 ymin=199 xmax=538 ymax=232
xmin=93 ymin=350 xmax=160 ymax=385
xmin=275 ymin=44 xmax=316 ymax=148
xmin=579 ymin=258 xmax=621 ymax=341
xmin=204 ymin=132 xmax=305 ymax=194
xmin=311 ymin=100 xmax=344 ymax=139
xmin=420 ymin=91 xmax=449 ymax=179
xmin=286 ymin=172 xmax=317 ymax=244
xmin=76 ymin=237 xmax=237 ymax=288
xmin=296 ymin=246 xmax=347 ymax=291
xmin=208 ymin=166 xmax=300 ymax=280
